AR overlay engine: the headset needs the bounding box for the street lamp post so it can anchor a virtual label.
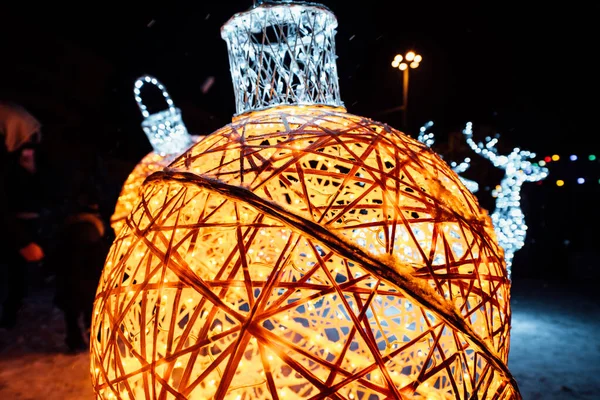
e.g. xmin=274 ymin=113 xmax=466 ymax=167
xmin=391 ymin=51 xmax=422 ymax=129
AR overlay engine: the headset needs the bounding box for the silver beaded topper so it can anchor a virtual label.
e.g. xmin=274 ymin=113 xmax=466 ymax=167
xmin=221 ymin=0 xmax=344 ymax=115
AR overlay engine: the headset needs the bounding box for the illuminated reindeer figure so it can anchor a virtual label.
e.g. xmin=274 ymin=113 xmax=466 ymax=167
xmin=418 ymin=121 xmax=480 ymax=193
xmin=463 ymin=122 xmax=548 ymax=276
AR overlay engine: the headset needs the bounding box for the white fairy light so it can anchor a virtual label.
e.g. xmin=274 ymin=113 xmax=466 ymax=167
xmin=133 ymin=75 xmax=193 ymax=156
xmin=417 ymin=121 xmax=479 ymax=193
xmin=463 ymin=122 xmax=549 ymax=276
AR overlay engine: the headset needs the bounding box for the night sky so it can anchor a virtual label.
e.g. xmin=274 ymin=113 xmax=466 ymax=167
xmin=2 ymin=1 xmax=597 ymax=153
xmin=1 ymin=1 xmax=598 ymax=279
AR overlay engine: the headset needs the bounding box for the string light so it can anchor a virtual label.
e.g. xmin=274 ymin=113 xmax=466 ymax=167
xmin=417 ymin=121 xmax=479 ymax=193
xmin=549 ymin=177 xmax=600 ymax=185
xmin=534 ymin=153 xmax=600 ymax=186
xmin=463 ymin=122 xmax=549 ymax=277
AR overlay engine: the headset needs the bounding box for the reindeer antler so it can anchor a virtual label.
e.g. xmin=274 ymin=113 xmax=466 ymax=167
xmin=451 ymin=158 xmax=471 ymax=174
xmin=418 ymin=121 xmax=479 ymax=193
xmin=449 ymin=157 xmax=479 ymax=191
xmin=463 ymin=122 xmax=504 ymax=167
xmin=419 ymin=121 xmax=472 ymax=170
xmin=418 ymin=121 xmax=435 ymax=147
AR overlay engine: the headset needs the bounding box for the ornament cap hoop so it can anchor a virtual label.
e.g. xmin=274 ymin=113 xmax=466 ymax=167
xmin=134 ymin=75 xmax=176 ymax=118
xmin=221 ymin=0 xmax=344 ymax=116
xmin=133 ymin=75 xmax=193 ymax=156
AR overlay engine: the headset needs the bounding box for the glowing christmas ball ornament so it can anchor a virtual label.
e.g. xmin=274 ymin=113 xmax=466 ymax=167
xmin=91 ymin=1 xmax=521 ymax=399
xmin=110 ymin=75 xmax=201 ymax=234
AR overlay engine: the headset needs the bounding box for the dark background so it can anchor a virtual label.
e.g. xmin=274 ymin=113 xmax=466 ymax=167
xmin=1 ymin=1 xmax=598 ymax=282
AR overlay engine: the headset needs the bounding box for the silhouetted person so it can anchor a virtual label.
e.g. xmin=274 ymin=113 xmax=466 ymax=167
xmin=0 ymin=102 xmax=45 ymax=329
xmin=51 ymin=185 xmax=109 ymax=352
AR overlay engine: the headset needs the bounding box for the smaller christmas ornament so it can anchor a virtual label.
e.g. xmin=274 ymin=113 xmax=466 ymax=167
xmin=463 ymin=122 xmax=548 ymax=275
xmin=110 ymin=75 xmax=201 ymax=234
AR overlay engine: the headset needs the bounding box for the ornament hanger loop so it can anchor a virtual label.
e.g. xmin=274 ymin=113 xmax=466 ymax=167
xmin=133 ymin=75 xmax=176 ymax=119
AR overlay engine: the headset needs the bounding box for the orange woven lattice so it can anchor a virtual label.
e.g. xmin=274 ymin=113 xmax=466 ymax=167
xmin=92 ymin=106 xmax=519 ymax=399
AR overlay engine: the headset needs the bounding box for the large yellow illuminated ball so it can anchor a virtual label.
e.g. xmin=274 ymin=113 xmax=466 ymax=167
xmin=91 ymin=105 xmax=519 ymax=399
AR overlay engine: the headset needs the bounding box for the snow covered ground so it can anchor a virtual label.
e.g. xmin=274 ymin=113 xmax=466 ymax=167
xmin=0 ymin=286 xmax=94 ymax=399
xmin=508 ymin=279 xmax=600 ymax=399
xmin=0 ymin=279 xmax=598 ymax=399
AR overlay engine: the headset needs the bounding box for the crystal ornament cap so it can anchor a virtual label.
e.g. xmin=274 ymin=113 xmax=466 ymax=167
xmin=221 ymin=0 xmax=344 ymax=115
xmin=134 ymin=75 xmax=193 ymax=156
